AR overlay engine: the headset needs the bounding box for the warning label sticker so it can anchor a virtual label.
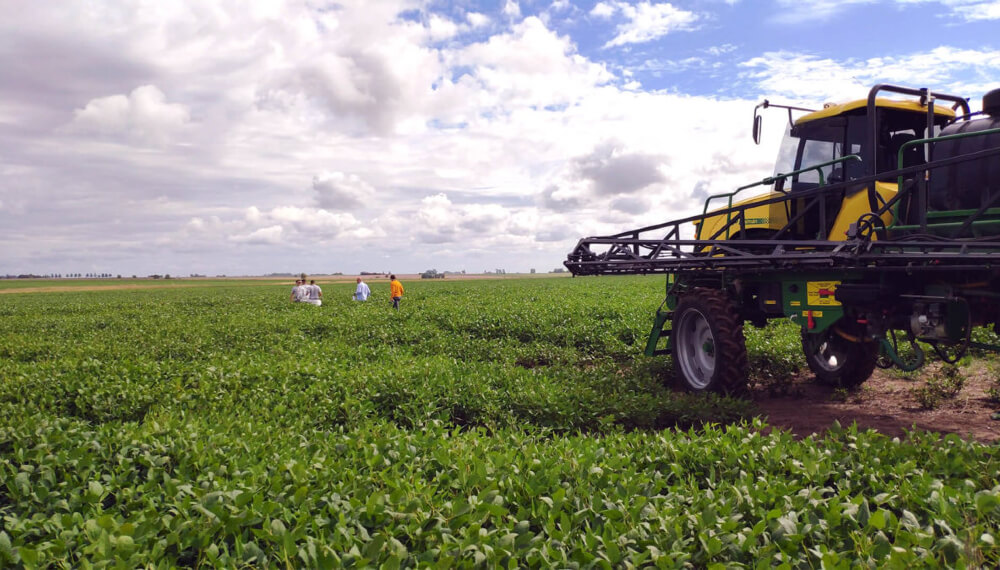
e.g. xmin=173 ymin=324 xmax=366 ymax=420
xmin=807 ymin=281 xmax=841 ymax=306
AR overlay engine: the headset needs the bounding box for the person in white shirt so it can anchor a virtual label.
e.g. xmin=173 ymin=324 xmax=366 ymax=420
xmin=353 ymin=277 xmax=371 ymax=301
xmin=306 ymin=279 xmax=322 ymax=306
xmin=290 ymin=279 xmax=302 ymax=303
xmin=296 ymin=281 xmax=311 ymax=303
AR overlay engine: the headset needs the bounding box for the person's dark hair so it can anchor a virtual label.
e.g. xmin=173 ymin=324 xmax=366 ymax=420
xmin=310 ymin=280 xmax=315 ymax=284
xmin=390 ymin=274 xmax=396 ymax=280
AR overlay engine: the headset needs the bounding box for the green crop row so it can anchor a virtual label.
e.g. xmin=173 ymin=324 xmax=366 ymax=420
xmin=1 ymin=277 xmax=998 ymax=567
xmin=3 ymin=411 xmax=998 ymax=568
xmin=0 ymin=278 xmax=755 ymax=433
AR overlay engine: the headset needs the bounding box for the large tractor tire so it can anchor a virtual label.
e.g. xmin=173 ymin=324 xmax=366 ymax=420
xmin=801 ymin=326 xmax=878 ymax=388
xmin=671 ymin=288 xmax=748 ymax=393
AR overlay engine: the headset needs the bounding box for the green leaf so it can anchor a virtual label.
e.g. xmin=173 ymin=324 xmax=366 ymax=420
xmin=270 ymin=519 xmax=287 ymax=537
xmin=869 ymin=510 xmax=886 ymax=530
xmin=19 ymin=546 xmax=38 ymax=566
xmin=975 ymin=491 xmax=998 ymax=514
xmin=0 ymin=532 xmax=12 ymax=561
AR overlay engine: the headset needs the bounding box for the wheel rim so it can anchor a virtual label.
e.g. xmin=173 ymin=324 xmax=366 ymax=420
xmin=675 ymin=308 xmax=716 ymax=389
xmin=810 ymin=335 xmax=845 ymax=372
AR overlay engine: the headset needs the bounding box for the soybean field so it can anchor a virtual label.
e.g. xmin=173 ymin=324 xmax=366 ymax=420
xmin=1 ymin=276 xmax=999 ymax=568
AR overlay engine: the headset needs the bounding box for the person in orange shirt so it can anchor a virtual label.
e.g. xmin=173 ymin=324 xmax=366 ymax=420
xmin=389 ymin=274 xmax=404 ymax=310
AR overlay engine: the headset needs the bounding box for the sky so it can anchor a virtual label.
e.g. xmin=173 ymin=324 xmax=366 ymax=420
xmin=2 ymin=0 xmax=999 ymax=276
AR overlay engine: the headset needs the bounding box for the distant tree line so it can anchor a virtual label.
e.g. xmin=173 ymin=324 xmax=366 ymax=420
xmin=1 ymin=273 xmax=122 ymax=279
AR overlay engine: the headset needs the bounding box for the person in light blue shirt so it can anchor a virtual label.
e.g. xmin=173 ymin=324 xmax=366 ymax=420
xmin=306 ymin=280 xmax=322 ymax=306
xmin=353 ymin=277 xmax=371 ymax=301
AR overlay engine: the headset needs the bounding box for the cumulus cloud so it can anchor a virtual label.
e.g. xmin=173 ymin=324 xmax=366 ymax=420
xmin=189 ymin=204 xmax=370 ymax=249
xmin=280 ymin=52 xmax=412 ymax=135
xmin=427 ymin=15 xmax=460 ymax=41
xmin=8 ymin=0 xmax=997 ymax=276
xmin=68 ymin=85 xmax=190 ymax=145
xmin=454 ymin=16 xmax=614 ymax=109
xmin=593 ymin=1 xmax=700 ymax=48
xmin=231 ymin=225 xmax=283 ymax=245
xmin=269 ymin=206 xmax=361 ymax=236
xmin=415 ymin=194 xmax=461 ymax=243
xmin=536 ymin=224 xmax=576 ymax=242
xmin=539 ymin=184 xmax=584 ymax=212
xmin=572 ymin=140 xmax=667 ymax=196
xmin=610 ymin=196 xmax=649 ymax=215
xmin=255 ymin=5 xmax=447 ymax=136
xmin=591 ymin=2 xmax=618 ymax=18
xmin=740 ymin=47 xmax=1000 ymax=103
xmin=773 ymin=0 xmax=1000 ymax=23
xmin=898 ymin=0 xmax=1000 ymax=22
xmin=312 ymin=172 xmax=375 ymax=211
xmin=409 ymin=193 xmax=538 ymax=245
xmin=772 ymin=0 xmax=876 ymax=23
xmin=949 ymin=0 xmax=1000 ymax=21
xmin=466 ymin=12 xmax=490 ymax=28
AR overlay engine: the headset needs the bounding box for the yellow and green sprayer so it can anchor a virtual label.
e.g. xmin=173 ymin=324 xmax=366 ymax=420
xmin=566 ymin=84 xmax=1000 ymax=392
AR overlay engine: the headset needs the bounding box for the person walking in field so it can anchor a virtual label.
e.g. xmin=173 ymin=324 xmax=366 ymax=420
xmin=353 ymin=277 xmax=370 ymax=301
xmin=290 ymin=279 xmax=303 ymax=303
xmin=306 ymin=279 xmax=322 ymax=306
xmin=389 ymin=274 xmax=404 ymax=310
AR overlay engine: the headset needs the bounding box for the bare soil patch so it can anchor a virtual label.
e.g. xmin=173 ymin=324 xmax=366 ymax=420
xmin=752 ymin=361 xmax=1000 ymax=443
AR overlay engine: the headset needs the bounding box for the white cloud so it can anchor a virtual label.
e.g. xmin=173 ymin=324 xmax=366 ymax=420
xmin=705 ymin=44 xmax=737 ymax=56
xmin=466 ymin=12 xmax=490 ymax=27
xmin=69 ymin=85 xmax=190 ymax=145
xmin=312 ymin=172 xmax=375 ymax=211
xmin=941 ymin=0 xmax=1000 ymax=21
xmin=7 ymin=0 xmax=997 ymax=276
xmin=188 ymin=204 xmax=371 ymax=249
xmin=427 ymin=15 xmax=459 ymax=41
xmin=503 ymin=0 xmax=522 ymax=18
xmin=741 ymin=47 xmax=1000 ymax=103
xmin=611 ymin=196 xmax=650 ymax=214
xmin=774 ymin=0 xmax=1000 ymax=23
xmin=539 ymin=184 xmax=583 ymax=212
xmin=772 ymin=0 xmax=875 ymax=23
xmin=452 ymin=17 xmax=613 ymax=110
xmin=572 ymin=140 xmax=667 ymax=196
xmin=596 ymin=1 xmax=700 ymax=48
xmin=232 ymin=225 xmax=283 ymax=245
xmin=591 ymin=2 xmax=617 ymax=18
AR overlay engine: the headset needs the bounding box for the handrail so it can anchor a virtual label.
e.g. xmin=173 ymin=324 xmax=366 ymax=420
xmin=700 ymin=154 xmax=863 ymax=233
xmin=892 ymin=126 xmax=1000 ymax=230
xmin=896 ymin=126 xmax=1000 ymax=188
xmin=866 ymin=84 xmax=972 ymax=211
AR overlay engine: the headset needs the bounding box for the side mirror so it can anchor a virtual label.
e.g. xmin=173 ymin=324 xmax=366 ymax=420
xmin=752 ymin=99 xmax=770 ymax=145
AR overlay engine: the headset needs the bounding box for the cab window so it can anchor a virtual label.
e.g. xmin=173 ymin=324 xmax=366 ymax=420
xmin=786 ymin=115 xmax=867 ymax=189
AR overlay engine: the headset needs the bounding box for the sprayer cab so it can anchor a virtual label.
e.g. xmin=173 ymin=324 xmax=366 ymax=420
xmin=696 ymin=92 xmax=961 ymax=243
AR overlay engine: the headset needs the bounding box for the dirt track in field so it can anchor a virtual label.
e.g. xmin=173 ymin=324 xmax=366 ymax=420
xmin=751 ymin=362 xmax=1000 ymax=443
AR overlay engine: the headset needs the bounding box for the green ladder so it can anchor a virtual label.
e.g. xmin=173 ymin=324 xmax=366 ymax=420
xmin=644 ymin=309 xmax=672 ymax=357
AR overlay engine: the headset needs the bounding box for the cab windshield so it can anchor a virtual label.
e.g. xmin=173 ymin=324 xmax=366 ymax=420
xmin=773 ymin=115 xmax=867 ymax=190
xmin=774 ymin=107 xmax=948 ymax=191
